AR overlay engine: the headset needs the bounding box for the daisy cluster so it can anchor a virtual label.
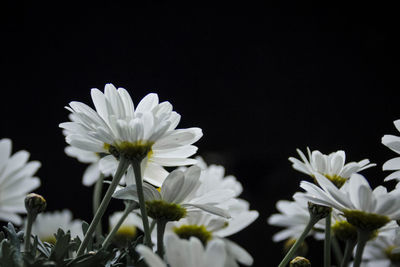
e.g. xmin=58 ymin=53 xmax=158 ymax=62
xmin=0 ymin=84 xmax=258 ymax=267
xmin=268 ymin=119 xmax=400 ymax=266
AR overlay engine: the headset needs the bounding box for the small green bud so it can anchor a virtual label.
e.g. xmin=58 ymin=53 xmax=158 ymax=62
xmin=25 ymin=193 xmax=46 ymax=215
xmin=307 ymin=202 xmax=331 ymax=220
xmin=290 ymin=256 xmax=311 ymax=267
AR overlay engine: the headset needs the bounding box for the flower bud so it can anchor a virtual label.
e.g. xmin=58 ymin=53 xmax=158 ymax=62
xmin=25 ymin=193 xmax=46 ymax=215
xmin=307 ymin=202 xmax=331 ymax=220
xmin=290 ymin=256 xmax=311 ymax=267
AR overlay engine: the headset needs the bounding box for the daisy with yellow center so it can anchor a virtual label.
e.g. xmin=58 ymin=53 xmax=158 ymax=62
xmin=60 ymin=83 xmax=202 ymax=187
xmin=60 ymin=84 xmax=202 ymax=253
xmin=297 ymin=173 xmax=400 ymax=266
xmin=289 ymin=147 xmax=375 ymax=188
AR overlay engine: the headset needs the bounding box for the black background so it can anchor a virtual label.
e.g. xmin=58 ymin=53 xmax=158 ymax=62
xmin=2 ymin=3 xmax=399 ymax=266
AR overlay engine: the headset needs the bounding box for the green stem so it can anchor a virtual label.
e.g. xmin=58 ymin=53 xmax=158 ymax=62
xmin=24 ymin=212 xmax=37 ymax=252
xmin=77 ymin=157 xmax=129 ymax=256
xmin=352 ymin=229 xmax=370 ymax=267
xmin=340 ymin=239 xmax=356 ymax=267
xmin=150 ymin=219 xmax=157 ymax=234
xmin=156 ymin=219 xmax=167 ymax=257
xmin=131 ymin=159 xmax=152 ymax=247
xmin=331 ymin=235 xmax=343 ymax=265
xmin=102 ymin=201 xmax=136 ymax=249
xmin=278 ymin=216 xmax=319 ymax=267
xmin=324 ymin=212 xmax=331 ymax=267
xmin=93 ymin=173 xmax=105 ymax=240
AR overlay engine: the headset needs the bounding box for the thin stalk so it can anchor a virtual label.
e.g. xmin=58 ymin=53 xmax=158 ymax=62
xmin=331 ymin=235 xmax=343 ymax=265
xmin=324 ymin=212 xmax=331 ymax=267
xmin=150 ymin=219 xmax=157 ymax=234
xmin=352 ymin=229 xmax=370 ymax=267
xmin=131 ymin=159 xmax=152 ymax=247
xmin=278 ymin=216 xmax=319 ymax=267
xmin=341 ymin=239 xmax=356 ymax=267
xmin=93 ymin=173 xmax=105 ymax=239
xmin=24 ymin=212 xmax=37 ymax=252
xmin=102 ymin=201 xmax=136 ymax=249
xmin=77 ymin=157 xmax=129 ymax=256
xmin=156 ymin=219 xmax=167 ymax=257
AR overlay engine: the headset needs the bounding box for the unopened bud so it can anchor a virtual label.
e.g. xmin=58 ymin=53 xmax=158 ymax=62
xmin=25 ymin=193 xmax=46 ymax=215
xmin=307 ymin=202 xmax=331 ymax=220
xmin=290 ymin=256 xmax=311 ymax=267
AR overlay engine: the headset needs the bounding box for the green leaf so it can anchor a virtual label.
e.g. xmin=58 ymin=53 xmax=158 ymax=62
xmin=49 ymin=229 xmax=73 ymax=265
xmin=0 ymin=239 xmax=23 ymax=267
xmin=2 ymin=223 xmax=23 ymax=250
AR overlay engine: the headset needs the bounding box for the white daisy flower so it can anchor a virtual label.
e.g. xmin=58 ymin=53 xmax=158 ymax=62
xmin=361 ymin=226 xmax=400 ymax=267
xmin=268 ymin=193 xmax=329 ymax=242
xmin=382 ymin=119 xmax=400 ymax=182
xmin=113 ymin=166 xmax=234 ymax=221
xmin=296 ymin=173 xmax=400 ymax=231
xmin=136 ymin=233 xmax=226 ymax=267
xmin=59 ymin=83 xmax=202 ymax=187
xmin=289 ymin=147 xmax=375 ymax=187
xmin=30 ymin=209 xmax=83 ymax=244
xmin=129 ymin=199 xmax=256 ymax=267
xmin=0 ymin=138 xmax=41 ymax=225
xmin=170 ymin=200 xmax=257 ymax=267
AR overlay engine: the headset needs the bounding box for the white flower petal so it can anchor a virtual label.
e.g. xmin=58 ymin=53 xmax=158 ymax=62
xmin=136 ymin=245 xmax=167 ymax=267
xmin=383 ymin=157 xmax=400 ymax=171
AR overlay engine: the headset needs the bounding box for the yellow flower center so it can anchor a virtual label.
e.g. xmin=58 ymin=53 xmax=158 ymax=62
xmin=111 ymin=225 xmax=137 ymax=246
xmin=324 ymin=174 xmax=347 ymax=188
xmin=173 ymin=225 xmax=212 ymax=246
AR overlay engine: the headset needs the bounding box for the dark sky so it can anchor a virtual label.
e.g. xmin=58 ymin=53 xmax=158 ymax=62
xmin=2 ymin=3 xmax=399 ymax=266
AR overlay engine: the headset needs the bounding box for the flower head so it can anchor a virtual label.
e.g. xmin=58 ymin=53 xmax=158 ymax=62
xmin=297 ymin=173 xmax=400 ymax=231
xmin=289 ymin=147 xmax=375 ymax=187
xmin=268 ymin=194 xmax=327 ymax=242
xmin=60 ymin=83 xmax=202 ymax=187
xmin=30 ymin=209 xmax=83 ymax=244
xmin=113 ymin=166 xmax=233 ymax=221
xmin=0 ymin=138 xmax=41 ymax=225
xmin=169 ymin=200 xmax=257 ymax=266
xmin=361 ymin=225 xmax=400 ymax=266
xmin=382 ymin=119 xmax=400 ymax=182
